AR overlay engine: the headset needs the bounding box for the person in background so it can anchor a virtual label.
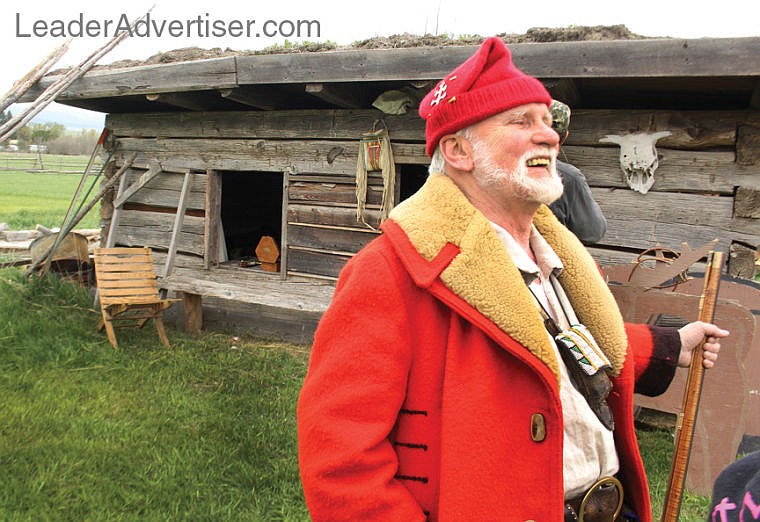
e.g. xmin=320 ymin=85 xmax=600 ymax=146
xmin=709 ymin=450 xmax=760 ymax=522
xmin=548 ymin=99 xmax=608 ymax=244
xmin=297 ymin=36 xmax=728 ymax=522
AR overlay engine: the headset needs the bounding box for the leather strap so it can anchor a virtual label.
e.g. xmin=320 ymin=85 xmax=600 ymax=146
xmin=564 ymin=476 xmax=624 ymax=522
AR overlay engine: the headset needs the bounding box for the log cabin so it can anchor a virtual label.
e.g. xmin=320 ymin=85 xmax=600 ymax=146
xmin=23 ymin=34 xmax=760 ymax=339
xmin=23 ymin=32 xmax=760 ymax=495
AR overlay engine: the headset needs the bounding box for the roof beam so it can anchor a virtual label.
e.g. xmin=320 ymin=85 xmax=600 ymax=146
xmin=145 ymin=92 xmax=209 ymax=111
xmin=750 ymin=79 xmax=760 ymax=110
xmin=19 ymin=37 xmax=760 ymax=104
xmin=304 ymin=83 xmax=365 ymax=109
xmin=543 ymin=79 xmax=581 ymax=107
xmin=218 ymin=86 xmax=288 ymax=110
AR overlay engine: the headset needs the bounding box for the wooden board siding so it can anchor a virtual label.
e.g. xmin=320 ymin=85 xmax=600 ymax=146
xmin=286 ymin=248 xmax=353 ymax=279
xmin=111 ymin=138 xmax=426 ymax=175
xmin=120 ymin=168 xmax=207 ymax=209
xmin=107 ymin=108 xmax=744 ymax=148
xmin=105 ymin=106 xmax=760 ymax=282
xmin=106 ymin=109 xmax=425 ymax=140
xmin=113 ymin=209 xmax=205 ymax=257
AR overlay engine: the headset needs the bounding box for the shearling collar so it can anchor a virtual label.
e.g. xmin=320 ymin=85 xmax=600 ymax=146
xmin=387 ymin=172 xmax=627 ymax=381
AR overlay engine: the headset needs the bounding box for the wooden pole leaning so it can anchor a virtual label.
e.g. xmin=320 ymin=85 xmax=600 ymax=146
xmin=26 ymin=153 xmax=136 ymax=277
xmin=0 ymin=37 xmax=72 ymax=114
xmin=0 ymin=8 xmax=153 ymax=144
xmin=660 ymin=251 xmax=724 ymax=522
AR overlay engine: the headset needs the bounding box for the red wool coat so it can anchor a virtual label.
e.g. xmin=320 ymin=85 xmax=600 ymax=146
xmin=298 ymin=173 xmax=679 ymax=521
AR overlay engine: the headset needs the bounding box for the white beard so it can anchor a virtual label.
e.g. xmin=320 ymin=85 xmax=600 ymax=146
xmin=471 ymin=139 xmax=563 ymax=206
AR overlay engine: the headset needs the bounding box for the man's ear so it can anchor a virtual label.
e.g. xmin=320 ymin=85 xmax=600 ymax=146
xmin=439 ymin=134 xmax=475 ymax=172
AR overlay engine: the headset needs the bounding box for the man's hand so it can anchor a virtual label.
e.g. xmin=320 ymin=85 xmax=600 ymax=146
xmin=677 ymin=321 xmax=729 ymax=369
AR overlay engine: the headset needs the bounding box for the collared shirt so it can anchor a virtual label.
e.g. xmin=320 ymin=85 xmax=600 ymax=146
xmin=490 ymin=222 xmax=619 ymax=499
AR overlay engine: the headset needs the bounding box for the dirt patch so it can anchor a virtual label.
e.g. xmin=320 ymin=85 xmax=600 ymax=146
xmin=353 ymin=25 xmax=646 ymax=49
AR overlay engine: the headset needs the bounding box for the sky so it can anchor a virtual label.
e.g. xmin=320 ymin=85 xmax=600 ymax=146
xmin=2 ymin=0 xmax=759 ymax=129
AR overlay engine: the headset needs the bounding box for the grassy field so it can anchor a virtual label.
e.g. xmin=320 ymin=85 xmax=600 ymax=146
xmin=0 ymin=268 xmax=714 ymax=521
xmin=0 ymin=268 xmax=310 ymax=521
xmin=0 ymin=153 xmax=101 ymax=230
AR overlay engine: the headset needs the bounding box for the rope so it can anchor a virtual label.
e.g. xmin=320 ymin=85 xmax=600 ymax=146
xmin=355 ymin=126 xmax=395 ymax=230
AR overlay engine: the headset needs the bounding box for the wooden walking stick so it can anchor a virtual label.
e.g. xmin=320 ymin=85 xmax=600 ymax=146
xmin=660 ymin=251 xmax=724 ymax=522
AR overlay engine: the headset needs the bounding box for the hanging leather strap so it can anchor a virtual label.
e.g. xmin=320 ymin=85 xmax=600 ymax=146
xmin=527 ymin=281 xmax=615 ymax=430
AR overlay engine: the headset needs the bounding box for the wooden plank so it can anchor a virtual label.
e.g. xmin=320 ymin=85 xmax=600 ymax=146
xmin=235 ymin=45 xmax=477 ymax=84
xmin=233 ymin=38 xmax=760 ymax=84
xmin=113 ymin=225 xmax=205 ymax=256
xmin=152 ymin=250 xmax=204 ymax=270
xmin=29 ymin=57 xmax=238 ymax=100
xmin=543 ymin=79 xmax=580 ymax=107
xmin=218 ymin=86 xmax=290 ymax=110
xmin=97 ymin=271 xmax=158 ymax=281
xmin=280 ymin=170 xmax=290 ymax=280
xmin=288 ymin=203 xmax=382 ymax=228
xmin=113 ymin=159 xmax=163 ymax=208
xmin=511 ymin=37 xmax=760 ymax=79
xmin=587 ymin=247 xmax=642 ymax=267
xmin=593 ymin=189 xmax=735 ymax=228
xmin=112 ymin=210 xmax=205 ymax=256
xmin=119 ymin=167 xmax=207 ymax=209
xmin=115 ymin=209 xmax=204 ymax=234
xmin=565 ymin=109 xmax=754 ymax=149
xmin=106 ymin=109 xmax=425 ymax=140
xmin=287 ymin=223 xmax=379 ymax=253
xmin=735 ymin=186 xmax=760 ymax=218
xmin=114 ymin=138 xmax=428 ymax=175
xmin=123 ymin=167 xmax=207 ymax=191
xmin=289 ymin=180 xmax=384 ymax=206
xmin=181 ymin=292 xmax=203 ymax=333
xmin=204 ymin=170 xmax=222 ymax=269
xmin=162 ymin=172 xmax=194 ymax=284
xmin=728 ymin=241 xmax=757 ymax=278
xmin=146 ymin=92 xmax=216 ymax=111
xmin=737 ymin=124 xmax=760 ymax=165
xmin=305 ymin=83 xmax=367 ymax=109
xmin=120 ymin=184 xmax=206 ymax=210
xmin=197 ymin=295 xmax=322 ymax=345
xmin=287 ymin=248 xmax=349 ymax=279
xmin=23 ymin=38 xmax=760 ymax=106
xmin=105 ymin=173 xmax=129 ymax=248
xmin=565 ymin=146 xmax=753 ymax=194
xmin=164 ymin=272 xmax=333 ymax=313
xmin=105 ymin=108 xmax=755 ymax=151
xmin=601 ymin=217 xmax=743 ymax=256
xmin=592 ymin=189 xmax=760 ymax=253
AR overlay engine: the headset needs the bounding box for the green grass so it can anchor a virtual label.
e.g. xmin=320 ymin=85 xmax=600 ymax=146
xmin=638 ymin=424 xmax=712 ymax=520
xmin=0 ymin=153 xmax=100 ymax=230
xmin=0 ymin=267 xmax=713 ymax=520
xmin=0 ymin=268 xmax=310 ymax=521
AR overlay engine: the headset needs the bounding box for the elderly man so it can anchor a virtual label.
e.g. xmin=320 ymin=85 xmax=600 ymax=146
xmin=297 ymin=37 xmax=727 ymax=522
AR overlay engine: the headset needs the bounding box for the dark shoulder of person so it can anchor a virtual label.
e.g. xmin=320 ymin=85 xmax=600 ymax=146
xmin=550 ymin=160 xmax=607 ymax=244
xmin=708 ymin=450 xmax=760 ymax=521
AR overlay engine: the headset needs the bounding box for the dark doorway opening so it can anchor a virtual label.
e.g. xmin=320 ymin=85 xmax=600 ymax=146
xmin=398 ymin=164 xmax=428 ymax=202
xmin=221 ymin=171 xmax=283 ymax=268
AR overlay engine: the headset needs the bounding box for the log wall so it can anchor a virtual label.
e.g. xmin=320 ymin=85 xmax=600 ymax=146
xmin=104 ymin=107 xmax=760 ymax=280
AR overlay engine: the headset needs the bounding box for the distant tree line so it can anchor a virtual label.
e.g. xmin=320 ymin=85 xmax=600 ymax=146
xmin=1 ymin=110 xmax=99 ymax=155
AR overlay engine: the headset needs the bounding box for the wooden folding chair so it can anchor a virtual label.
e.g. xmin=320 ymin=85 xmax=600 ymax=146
xmin=93 ymin=247 xmax=179 ymax=349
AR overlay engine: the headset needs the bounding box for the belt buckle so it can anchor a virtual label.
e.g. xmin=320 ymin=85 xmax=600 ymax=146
xmin=578 ymin=476 xmax=624 ymax=522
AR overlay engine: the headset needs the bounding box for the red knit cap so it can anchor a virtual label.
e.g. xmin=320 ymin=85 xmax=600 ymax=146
xmin=419 ymin=36 xmax=552 ymax=157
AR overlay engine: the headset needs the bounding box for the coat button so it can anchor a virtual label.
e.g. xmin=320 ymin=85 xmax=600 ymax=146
xmin=531 ymin=413 xmax=546 ymax=442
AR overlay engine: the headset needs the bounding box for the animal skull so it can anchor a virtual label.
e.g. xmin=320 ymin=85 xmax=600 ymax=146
xmin=599 ymin=131 xmax=672 ymax=194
